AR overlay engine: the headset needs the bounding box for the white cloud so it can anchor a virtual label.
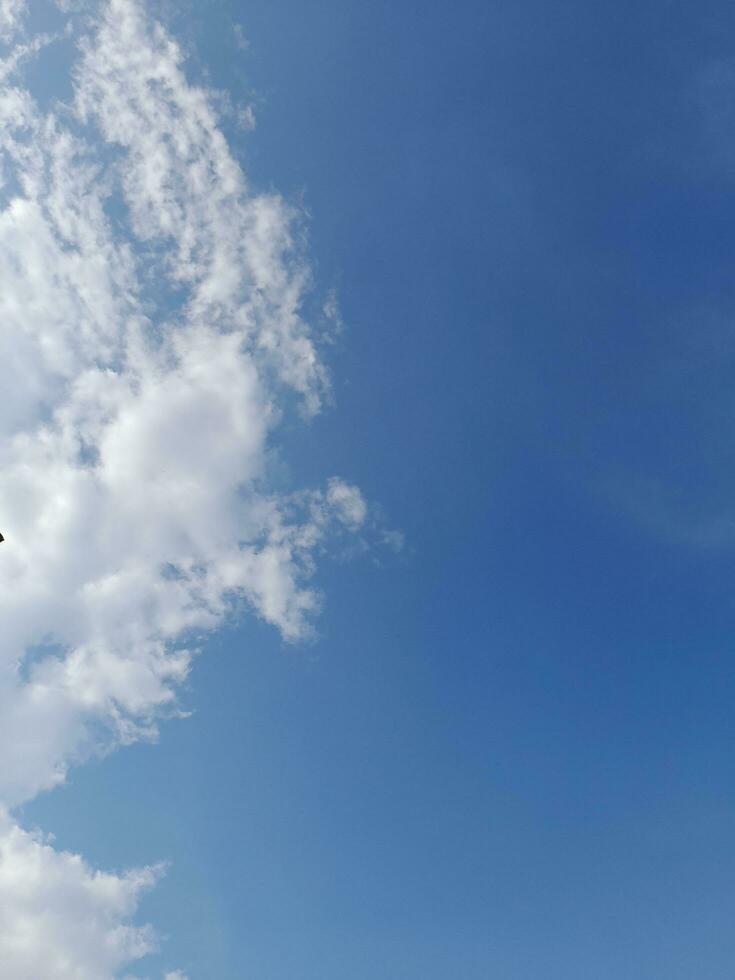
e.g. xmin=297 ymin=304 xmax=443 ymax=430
xmin=233 ymin=23 xmax=249 ymax=52
xmin=0 ymin=0 xmax=375 ymax=974
xmin=0 ymin=0 xmax=361 ymax=804
xmin=0 ymin=812 xmax=160 ymax=978
xmin=326 ymin=477 xmax=368 ymax=530
xmin=0 ymin=0 xmax=26 ymax=40
xmin=236 ymin=102 xmax=256 ymax=131
xmin=74 ymin=0 xmax=327 ymax=412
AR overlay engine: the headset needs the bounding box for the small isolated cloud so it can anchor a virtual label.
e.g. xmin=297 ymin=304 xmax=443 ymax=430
xmin=0 ymin=0 xmax=383 ymax=975
xmin=327 ymin=477 xmax=368 ymax=531
xmin=381 ymin=527 xmax=406 ymax=553
xmin=605 ymin=470 xmax=735 ymax=552
xmin=687 ymin=57 xmax=735 ymax=176
xmin=320 ymin=287 xmax=344 ymax=344
xmin=233 ymin=23 xmax=249 ymax=51
xmin=237 ymin=102 xmax=256 ymax=130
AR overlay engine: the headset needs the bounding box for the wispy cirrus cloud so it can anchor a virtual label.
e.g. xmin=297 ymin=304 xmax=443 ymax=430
xmin=0 ymin=0 xmax=26 ymax=40
xmin=0 ymin=0 xmax=371 ymax=975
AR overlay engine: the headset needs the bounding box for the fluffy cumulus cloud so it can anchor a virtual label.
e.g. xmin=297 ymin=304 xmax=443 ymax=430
xmin=0 ymin=812 xmax=160 ymax=978
xmin=0 ymin=0 xmax=369 ymax=975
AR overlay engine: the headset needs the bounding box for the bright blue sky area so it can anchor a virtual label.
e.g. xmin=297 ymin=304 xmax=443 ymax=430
xmin=24 ymin=0 xmax=735 ymax=976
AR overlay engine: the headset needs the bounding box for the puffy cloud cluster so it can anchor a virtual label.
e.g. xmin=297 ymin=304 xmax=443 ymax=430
xmin=0 ymin=0 xmax=368 ymax=975
xmin=0 ymin=812 xmax=160 ymax=979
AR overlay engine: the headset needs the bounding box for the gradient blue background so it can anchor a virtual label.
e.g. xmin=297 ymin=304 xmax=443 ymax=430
xmin=24 ymin=0 xmax=735 ymax=976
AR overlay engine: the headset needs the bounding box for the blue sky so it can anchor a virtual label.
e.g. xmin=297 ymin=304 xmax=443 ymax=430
xmin=2 ymin=0 xmax=735 ymax=977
